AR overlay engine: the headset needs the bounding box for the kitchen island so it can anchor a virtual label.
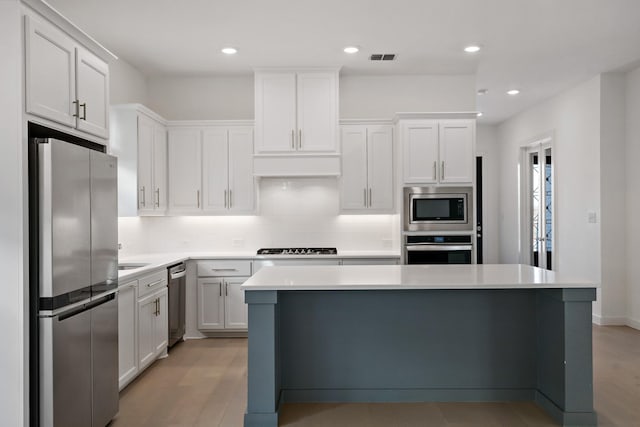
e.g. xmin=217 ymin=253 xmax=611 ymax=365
xmin=241 ymin=264 xmax=597 ymax=427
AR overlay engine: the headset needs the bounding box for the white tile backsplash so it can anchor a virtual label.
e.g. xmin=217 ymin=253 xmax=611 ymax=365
xmin=118 ymin=178 xmax=400 ymax=256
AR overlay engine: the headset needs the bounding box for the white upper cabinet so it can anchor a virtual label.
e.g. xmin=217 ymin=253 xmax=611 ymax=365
xmin=25 ymin=14 xmax=109 ymax=139
xmin=110 ymin=105 xmax=167 ymax=216
xmin=137 ymin=113 xmax=167 ymax=214
xmin=439 ymin=120 xmax=474 ymax=183
xmin=169 ymin=124 xmax=255 ymax=215
xmin=340 ymin=124 xmax=394 ymax=213
xmin=168 ymin=128 xmax=202 ymax=213
xmin=255 ymin=69 xmax=338 ymax=154
xmin=401 ymin=118 xmax=474 ymax=185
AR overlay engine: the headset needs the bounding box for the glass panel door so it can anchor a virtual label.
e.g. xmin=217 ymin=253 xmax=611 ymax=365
xmin=525 ymin=143 xmax=553 ymax=270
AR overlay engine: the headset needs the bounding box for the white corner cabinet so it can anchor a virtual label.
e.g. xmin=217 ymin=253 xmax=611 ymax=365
xmin=25 ymin=12 xmax=109 ymax=139
xmin=110 ymin=104 xmax=167 ymax=216
xmin=196 ymin=260 xmax=251 ymax=331
xmin=167 ymin=123 xmax=255 ymax=215
xmin=399 ymin=118 xmax=475 ymax=185
xmin=117 ymin=269 xmax=168 ymax=390
xmin=254 ymin=69 xmax=339 ymax=153
xmin=340 ymin=124 xmax=394 ymax=213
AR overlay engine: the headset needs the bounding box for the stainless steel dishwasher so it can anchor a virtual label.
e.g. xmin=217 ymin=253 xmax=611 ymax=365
xmin=167 ymin=263 xmax=186 ymax=348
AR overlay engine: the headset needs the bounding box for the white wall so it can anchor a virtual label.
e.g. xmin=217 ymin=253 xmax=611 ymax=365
xmin=145 ymin=74 xmax=476 ymax=120
xmin=497 ymin=76 xmax=602 ymax=310
xmin=118 ymin=178 xmax=399 ymax=256
xmin=626 ymin=65 xmax=640 ymax=328
xmin=476 ymin=124 xmax=500 ymax=263
xmin=147 ymin=75 xmax=254 ymax=120
xmin=110 ymin=58 xmax=149 ymax=105
xmin=600 ymin=73 xmax=627 ymax=324
xmin=340 ymin=75 xmax=476 ymax=119
xmin=0 ymin=1 xmax=27 ymax=425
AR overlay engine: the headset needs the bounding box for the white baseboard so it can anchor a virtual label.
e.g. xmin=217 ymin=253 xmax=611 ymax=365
xmin=592 ymin=314 xmax=627 ymax=325
xmin=626 ymin=318 xmax=640 ymax=330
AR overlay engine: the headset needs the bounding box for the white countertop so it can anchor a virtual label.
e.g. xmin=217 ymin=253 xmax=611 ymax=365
xmin=240 ymin=264 xmax=598 ymax=291
xmin=117 ymin=251 xmax=401 ymax=282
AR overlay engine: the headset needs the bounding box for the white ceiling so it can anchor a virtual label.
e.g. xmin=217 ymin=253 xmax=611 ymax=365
xmin=47 ymin=0 xmax=640 ymax=124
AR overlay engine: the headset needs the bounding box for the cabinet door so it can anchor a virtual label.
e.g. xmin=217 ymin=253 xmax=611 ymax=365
xmin=224 ymin=277 xmax=248 ymax=329
xmin=137 ymin=292 xmax=159 ymax=370
xmin=137 ymin=114 xmax=154 ymax=213
xmin=153 ymin=123 xmax=168 ymax=211
xmin=402 ymin=121 xmax=439 ymax=184
xmin=202 ymin=128 xmax=229 ymax=212
xmin=367 ymin=126 xmax=394 ymax=211
xmin=340 ymin=126 xmax=368 ymax=211
xmin=228 ymin=127 xmax=255 ymax=213
xmin=296 ymin=72 xmax=338 ymax=152
xmin=439 ymin=120 xmax=474 ymax=183
xmin=168 ymin=129 xmax=202 ymax=212
xmin=117 ymin=282 xmax=137 ymax=390
xmin=75 ymin=47 xmax=109 ymax=138
xmin=154 ymin=288 xmax=168 ymax=354
xmin=197 ymin=278 xmax=225 ymax=330
xmin=24 ymin=15 xmax=76 ymax=127
xmin=255 ymin=73 xmax=297 ymax=152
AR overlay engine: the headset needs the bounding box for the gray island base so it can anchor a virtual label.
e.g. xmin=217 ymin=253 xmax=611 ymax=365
xmin=241 ymin=264 xmax=597 ymax=427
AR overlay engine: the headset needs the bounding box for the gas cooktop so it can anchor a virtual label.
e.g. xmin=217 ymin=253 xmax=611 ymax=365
xmin=257 ymin=247 xmax=338 ymax=256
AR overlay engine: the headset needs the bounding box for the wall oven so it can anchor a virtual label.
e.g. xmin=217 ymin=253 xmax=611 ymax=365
xmin=403 ymin=186 xmax=473 ymax=232
xmin=404 ymin=235 xmax=474 ymax=264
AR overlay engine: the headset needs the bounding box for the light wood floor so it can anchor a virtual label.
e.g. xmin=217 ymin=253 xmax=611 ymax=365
xmin=111 ymin=325 xmax=640 ymax=427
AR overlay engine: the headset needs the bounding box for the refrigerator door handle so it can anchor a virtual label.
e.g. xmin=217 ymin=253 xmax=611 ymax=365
xmin=58 ymin=292 xmax=117 ymax=321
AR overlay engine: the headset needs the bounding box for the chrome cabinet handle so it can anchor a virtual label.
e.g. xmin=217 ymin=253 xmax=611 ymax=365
xmin=197 ymin=190 xmax=200 ymax=208
xmin=140 ymin=187 xmax=146 ymax=207
xmin=364 ymin=188 xmax=367 ymax=207
xmin=225 ymin=282 xmax=228 ymax=296
xmin=299 ymin=129 xmax=302 ymax=149
xmin=155 ymin=188 xmax=160 ymax=207
xmin=72 ymin=100 xmax=79 ymax=117
xmin=146 ymin=279 xmax=162 ymax=288
xmin=224 ymin=190 xmax=227 ymax=208
xmin=369 ymin=188 xmax=372 ymax=207
xmin=291 ymin=129 xmax=295 ymax=149
xmin=229 ymin=190 xmax=232 ymax=208
xmin=219 ymin=283 xmax=222 ymax=297
xmin=211 ymin=268 xmax=238 ymax=272
xmin=433 ymin=161 xmax=437 ymax=181
xmin=441 ymin=161 xmax=445 ymax=180
xmin=80 ymin=103 xmax=87 ymax=120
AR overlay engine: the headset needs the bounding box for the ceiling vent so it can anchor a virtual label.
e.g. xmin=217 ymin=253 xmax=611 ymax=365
xmin=369 ymin=54 xmax=396 ymax=61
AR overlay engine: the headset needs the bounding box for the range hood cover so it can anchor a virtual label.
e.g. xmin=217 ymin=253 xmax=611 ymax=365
xmin=253 ymin=154 xmax=341 ymax=177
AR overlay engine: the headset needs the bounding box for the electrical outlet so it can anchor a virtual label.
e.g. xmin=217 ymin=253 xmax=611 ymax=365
xmin=118 ymin=243 xmax=122 ymax=250
xmin=588 ymin=211 xmax=597 ymax=224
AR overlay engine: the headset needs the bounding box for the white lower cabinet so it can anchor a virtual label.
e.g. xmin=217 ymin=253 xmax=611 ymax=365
xmin=117 ymin=269 xmax=168 ymax=390
xmin=197 ymin=260 xmax=250 ymax=331
xmin=138 ymin=287 xmax=168 ymax=371
xmin=117 ymin=280 xmax=138 ymax=390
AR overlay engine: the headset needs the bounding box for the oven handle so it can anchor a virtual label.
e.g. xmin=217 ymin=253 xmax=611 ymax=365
xmin=405 ymin=245 xmax=472 ymax=252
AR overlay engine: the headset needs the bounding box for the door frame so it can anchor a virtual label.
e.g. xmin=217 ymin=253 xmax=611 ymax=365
xmin=518 ymin=132 xmax=556 ymax=270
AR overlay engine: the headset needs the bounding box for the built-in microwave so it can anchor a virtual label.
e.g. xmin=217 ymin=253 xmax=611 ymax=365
xmin=403 ymin=186 xmax=473 ymax=232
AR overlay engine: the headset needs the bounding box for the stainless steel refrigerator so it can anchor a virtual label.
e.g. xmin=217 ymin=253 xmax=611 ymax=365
xmin=29 ymin=136 xmax=119 ymax=427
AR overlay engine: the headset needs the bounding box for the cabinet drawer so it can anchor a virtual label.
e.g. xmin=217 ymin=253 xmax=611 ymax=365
xmin=197 ymin=260 xmax=251 ymax=277
xmin=137 ymin=270 xmax=167 ymax=298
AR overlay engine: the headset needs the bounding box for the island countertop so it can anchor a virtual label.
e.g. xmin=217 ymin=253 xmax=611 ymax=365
xmin=240 ymin=263 xmax=597 ymax=291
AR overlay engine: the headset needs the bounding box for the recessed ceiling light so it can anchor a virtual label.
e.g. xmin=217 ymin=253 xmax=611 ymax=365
xmin=477 ymin=112 xmax=483 ymax=117
xmin=464 ymin=45 xmax=481 ymax=53
xmin=344 ymin=46 xmax=359 ymax=54
xmin=477 ymin=89 xmax=488 ymax=95
xmin=221 ymin=47 xmax=237 ymax=55
xmin=507 ymin=89 xmax=520 ymax=95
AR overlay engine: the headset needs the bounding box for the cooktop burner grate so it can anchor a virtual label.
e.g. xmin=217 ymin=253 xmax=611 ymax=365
xmin=257 ymin=247 xmax=338 ymax=256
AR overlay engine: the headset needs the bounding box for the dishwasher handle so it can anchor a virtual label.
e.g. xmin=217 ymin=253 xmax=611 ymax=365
xmin=170 ymin=270 xmax=186 ymax=280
